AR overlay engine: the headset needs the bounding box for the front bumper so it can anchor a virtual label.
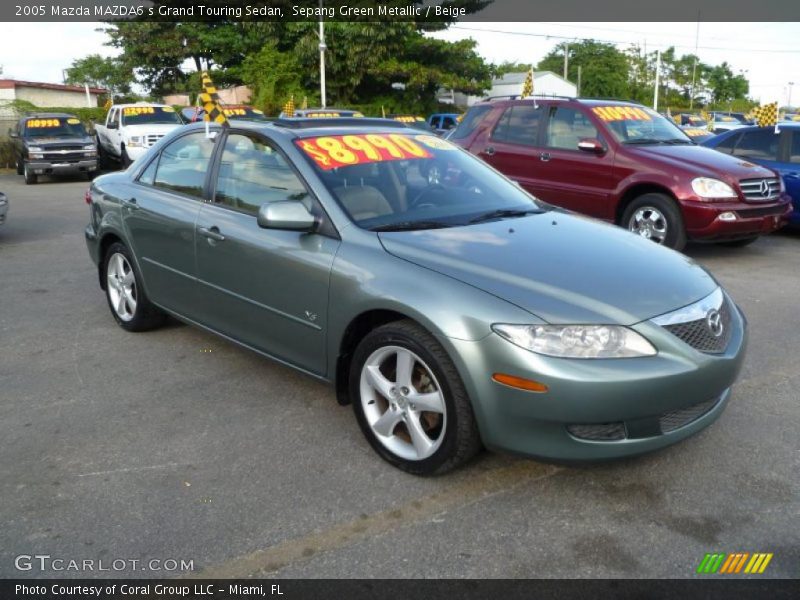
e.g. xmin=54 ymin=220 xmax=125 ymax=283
xmin=445 ymin=296 xmax=747 ymax=461
xmin=681 ymin=195 xmax=792 ymax=240
xmin=27 ymin=158 xmax=97 ymax=176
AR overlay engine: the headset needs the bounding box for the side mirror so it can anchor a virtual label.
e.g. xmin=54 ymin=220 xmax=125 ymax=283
xmin=257 ymin=201 xmax=316 ymax=232
xmin=577 ymin=138 xmax=605 ymax=154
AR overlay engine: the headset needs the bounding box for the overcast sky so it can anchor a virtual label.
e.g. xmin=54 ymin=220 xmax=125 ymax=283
xmin=0 ymin=21 xmax=797 ymax=105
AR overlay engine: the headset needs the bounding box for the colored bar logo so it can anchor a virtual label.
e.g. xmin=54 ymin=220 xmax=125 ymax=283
xmin=697 ymin=552 xmax=773 ymax=574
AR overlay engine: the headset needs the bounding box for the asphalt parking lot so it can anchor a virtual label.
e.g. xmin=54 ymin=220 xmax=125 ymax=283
xmin=1 ymin=170 xmax=798 ymax=579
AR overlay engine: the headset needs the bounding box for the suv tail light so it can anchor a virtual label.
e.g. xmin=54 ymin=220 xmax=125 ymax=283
xmin=85 ymin=188 xmax=92 ymax=205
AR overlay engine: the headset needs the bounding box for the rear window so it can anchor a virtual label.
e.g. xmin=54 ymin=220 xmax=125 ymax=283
xmin=449 ymin=105 xmax=493 ymax=141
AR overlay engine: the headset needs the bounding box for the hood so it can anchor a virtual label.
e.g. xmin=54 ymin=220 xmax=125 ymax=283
xmin=121 ymin=123 xmax=182 ymax=136
xmin=630 ymin=144 xmax=774 ymax=180
xmin=25 ymin=136 xmax=92 ymax=147
xmin=379 ymin=212 xmax=718 ymax=325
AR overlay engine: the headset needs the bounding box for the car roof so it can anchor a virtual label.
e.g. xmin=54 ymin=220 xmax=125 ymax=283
xmin=113 ymin=102 xmax=170 ymax=108
xmin=180 ymin=118 xmax=415 ymax=140
xmin=23 ymin=112 xmax=76 ymax=119
xmin=475 ymin=96 xmax=648 ymax=109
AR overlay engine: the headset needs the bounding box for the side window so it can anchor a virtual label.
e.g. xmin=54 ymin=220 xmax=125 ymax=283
xmin=153 ymin=132 xmax=215 ymax=199
xmin=545 ymin=107 xmax=600 ymax=150
xmin=137 ymin=157 xmax=158 ymax=185
xmin=491 ymin=107 xmax=514 ymax=142
xmin=789 ymin=132 xmax=800 ymax=164
xmin=107 ymin=108 xmax=117 ymax=126
xmin=495 ymin=105 xmax=542 ymax=146
xmin=713 ymin=132 xmax=741 ymax=154
xmin=733 ymin=130 xmax=779 ymax=161
xmin=450 ymin=104 xmax=493 ymax=141
xmin=214 ymin=133 xmax=309 ymax=216
xmin=442 ymin=116 xmax=457 ymax=130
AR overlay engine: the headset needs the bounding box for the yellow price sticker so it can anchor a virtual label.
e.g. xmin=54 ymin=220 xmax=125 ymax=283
xmin=67 ymin=118 xmax=81 ymax=124
xmin=414 ymin=134 xmax=456 ymax=150
xmin=27 ymin=118 xmax=61 ymax=128
xmin=592 ymin=106 xmax=652 ymax=122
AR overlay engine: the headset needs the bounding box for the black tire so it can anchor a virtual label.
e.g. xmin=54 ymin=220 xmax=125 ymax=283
xmin=102 ymin=242 xmax=166 ymax=332
xmin=349 ymin=319 xmax=482 ymax=475
xmin=16 ymin=156 xmax=23 ymax=175
xmin=120 ymin=146 xmax=132 ymax=168
xmin=621 ymin=193 xmax=687 ymax=251
xmin=23 ymin=163 xmax=37 ymax=185
xmin=96 ymin=137 xmax=108 ymax=170
xmin=719 ymin=236 xmax=759 ymax=248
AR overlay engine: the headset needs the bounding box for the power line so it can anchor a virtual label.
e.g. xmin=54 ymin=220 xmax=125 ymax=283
xmin=451 ymin=25 xmax=800 ymax=54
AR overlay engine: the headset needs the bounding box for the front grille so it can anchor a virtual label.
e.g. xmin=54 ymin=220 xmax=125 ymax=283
xmin=663 ymin=299 xmax=732 ymax=354
xmin=41 ymin=144 xmax=83 ymax=151
xmin=145 ymin=134 xmax=165 ymax=147
xmin=566 ymin=422 xmax=626 ymax=441
xmin=739 ymin=177 xmax=780 ymax=202
xmin=42 ymin=152 xmax=84 ymax=162
xmin=659 ymin=396 xmax=720 ymax=433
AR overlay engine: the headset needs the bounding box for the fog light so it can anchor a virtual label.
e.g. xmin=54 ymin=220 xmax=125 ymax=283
xmin=492 ymin=373 xmax=548 ymax=393
xmin=718 ymin=211 xmax=737 ymax=222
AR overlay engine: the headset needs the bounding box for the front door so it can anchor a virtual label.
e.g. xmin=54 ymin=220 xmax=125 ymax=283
xmin=194 ymin=131 xmax=340 ymax=375
xmin=535 ymin=106 xmax=618 ymax=220
xmin=123 ymin=131 xmax=216 ymax=319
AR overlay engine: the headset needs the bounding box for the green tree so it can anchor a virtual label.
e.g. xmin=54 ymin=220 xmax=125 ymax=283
xmin=64 ymin=54 xmax=132 ymax=97
xmin=706 ymin=62 xmax=749 ymax=103
xmin=234 ymin=44 xmax=308 ymax=115
xmin=537 ymin=41 xmax=629 ymax=98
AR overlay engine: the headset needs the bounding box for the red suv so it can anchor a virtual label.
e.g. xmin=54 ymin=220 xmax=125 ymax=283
xmin=452 ymin=98 xmax=792 ymax=250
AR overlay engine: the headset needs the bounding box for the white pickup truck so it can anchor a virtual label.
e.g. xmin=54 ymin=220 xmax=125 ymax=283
xmin=95 ymin=103 xmax=183 ymax=167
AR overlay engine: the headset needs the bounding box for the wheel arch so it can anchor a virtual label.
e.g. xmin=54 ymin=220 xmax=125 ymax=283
xmin=616 ymin=183 xmax=679 ymax=225
xmin=97 ymin=232 xmax=124 ymax=290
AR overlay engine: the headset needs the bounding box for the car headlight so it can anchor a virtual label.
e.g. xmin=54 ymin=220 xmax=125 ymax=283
xmin=27 ymin=146 xmax=42 ymax=152
xmin=83 ymin=144 xmax=95 ymax=151
xmin=691 ymin=177 xmax=737 ymax=199
xmin=29 ymin=153 xmax=44 ymax=160
xmin=127 ymin=136 xmax=142 ymax=147
xmin=492 ymin=324 xmax=657 ymax=359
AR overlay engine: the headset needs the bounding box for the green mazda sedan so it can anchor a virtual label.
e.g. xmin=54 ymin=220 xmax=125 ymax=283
xmin=84 ymin=118 xmax=747 ymax=474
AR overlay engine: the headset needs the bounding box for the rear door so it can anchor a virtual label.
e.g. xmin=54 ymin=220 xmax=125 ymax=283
xmin=194 ymin=130 xmax=340 ymax=375
xmin=470 ymin=103 xmax=547 ymax=196
xmin=123 ymin=131 xmax=216 ymax=320
xmin=534 ymin=105 xmax=617 ymax=219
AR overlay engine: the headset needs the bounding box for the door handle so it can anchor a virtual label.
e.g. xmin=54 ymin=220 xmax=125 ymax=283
xmin=484 ymin=146 xmax=496 ymax=156
xmin=540 ymin=152 xmax=551 ymax=162
xmin=121 ymin=197 xmax=138 ymax=210
xmin=198 ymin=226 xmax=226 ymax=242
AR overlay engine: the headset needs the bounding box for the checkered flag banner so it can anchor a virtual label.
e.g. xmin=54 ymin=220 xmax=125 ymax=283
xmin=521 ymin=68 xmax=534 ymax=98
xmin=752 ymin=102 xmax=778 ymax=127
xmin=199 ymin=71 xmax=229 ymax=127
xmin=283 ymin=95 xmax=295 ymax=117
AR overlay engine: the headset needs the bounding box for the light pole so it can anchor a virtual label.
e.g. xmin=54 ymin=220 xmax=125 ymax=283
xmin=318 ymin=0 xmax=327 ymax=108
xmin=789 ymin=82 xmax=795 ymax=110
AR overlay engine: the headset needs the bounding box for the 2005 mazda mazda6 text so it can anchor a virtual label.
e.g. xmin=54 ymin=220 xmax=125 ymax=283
xmin=84 ymin=118 xmax=747 ymax=474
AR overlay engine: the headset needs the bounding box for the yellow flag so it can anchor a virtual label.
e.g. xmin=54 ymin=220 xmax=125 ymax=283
xmin=521 ymin=68 xmax=534 ymax=98
xmin=301 ymin=96 xmax=308 ymax=110
xmin=752 ymin=102 xmax=778 ymax=127
xmin=198 ymin=71 xmax=229 ymax=127
xmin=103 ymin=98 xmax=112 ymax=111
xmin=283 ymin=95 xmax=295 ymax=117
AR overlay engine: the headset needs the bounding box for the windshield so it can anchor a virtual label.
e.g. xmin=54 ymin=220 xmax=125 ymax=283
xmin=295 ymin=132 xmax=544 ymax=231
xmin=23 ymin=117 xmax=87 ymax=138
xmin=120 ymin=106 xmax=182 ymax=126
xmin=593 ymin=107 xmax=693 ymax=145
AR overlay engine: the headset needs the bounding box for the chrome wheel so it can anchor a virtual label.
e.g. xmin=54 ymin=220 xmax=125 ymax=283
xmin=106 ymin=252 xmax=137 ymax=322
xmin=359 ymin=346 xmax=447 ymax=461
xmin=629 ymin=206 xmax=668 ymax=244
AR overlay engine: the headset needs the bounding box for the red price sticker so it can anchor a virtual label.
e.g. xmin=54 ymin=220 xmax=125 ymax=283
xmin=296 ymin=134 xmax=432 ymax=170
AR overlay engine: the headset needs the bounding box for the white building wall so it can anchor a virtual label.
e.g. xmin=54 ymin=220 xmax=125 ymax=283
xmin=15 ymin=87 xmax=100 ymax=108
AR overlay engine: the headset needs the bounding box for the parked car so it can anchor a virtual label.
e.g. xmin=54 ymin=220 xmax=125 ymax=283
xmin=428 ymin=113 xmax=460 ymax=136
xmin=681 ymin=127 xmax=715 ymax=144
xmin=780 ymin=113 xmax=800 ymax=123
xmin=9 ymin=113 xmax=97 ymax=184
xmin=387 ymin=114 xmax=433 ymax=131
xmin=0 ymin=192 xmax=7 ymax=226
xmin=181 ymin=105 xmax=271 ymax=123
xmin=85 ymin=118 xmax=747 ymax=474
xmin=678 ymin=113 xmax=709 ymax=129
xmin=702 ymin=123 xmax=800 ymax=227
xmin=451 ymin=97 xmax=791 ymax=250
xmin=280 ymin=108 xmax=364 ymax=119
xmin=95 ymin=103 xmax=183 ymax=167
xmin=708 ymin=112 xmax=748 ymax=134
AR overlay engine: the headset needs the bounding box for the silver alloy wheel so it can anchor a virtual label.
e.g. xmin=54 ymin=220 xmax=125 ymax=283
xmin=359 ymin=345 xmax=447 ymax=461
xmin=629 ymin=206 xmax=668 ymax=244
xmin=106 ymin=252 xmax=137 ymax=322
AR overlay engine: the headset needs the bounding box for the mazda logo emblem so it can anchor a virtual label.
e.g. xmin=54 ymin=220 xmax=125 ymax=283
xmin=706 ymin=309 xmax=724 ymax=338
xmin=759 ymin=180 xmax=771 ymax=198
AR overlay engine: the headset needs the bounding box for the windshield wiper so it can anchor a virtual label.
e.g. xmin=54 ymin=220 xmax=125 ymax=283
xmin=623 ymin=138 xmax=665 ymax=145
xmin=468 ymin=208 xmax=541 ymax=224
xmin=662 ymin=138 xmax=694 ymax=145
xmin=371 ymin=220 xmax=455 ymax=232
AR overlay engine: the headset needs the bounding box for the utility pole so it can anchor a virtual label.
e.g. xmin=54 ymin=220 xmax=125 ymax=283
xmin=689 ymin=15 xmax=700 ymax=109
xmin=563 ymin=42 xmax=569 ymax=80
xmin=318 ymin=0 xmax=327 ymax=107
xmin=577 ymin=66 xmax=582 ymax=97
xmin=789 ymin=82 xmax=795 ymax=109
xmin=653 ymin=49 xmax=661 ymax=110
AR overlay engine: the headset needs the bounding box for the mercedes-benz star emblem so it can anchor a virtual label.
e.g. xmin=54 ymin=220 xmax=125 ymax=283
xmin=706 ymin=309 xmax=724 ymax=338
xmin=759 ymin=180 xmax=771 ymax=198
